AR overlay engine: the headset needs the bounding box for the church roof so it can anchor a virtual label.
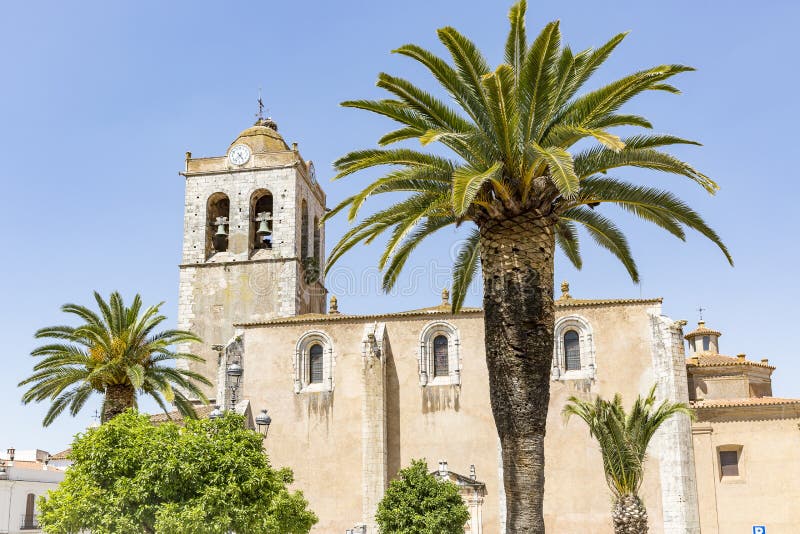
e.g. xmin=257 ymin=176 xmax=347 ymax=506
xmin=684 ymin=321 xmax=722 ymax=340
xmin=554 ymin=280 xmax=661 ymax=308
xmin=235 ymin=297 xmax=661 ymax=327
xmin=149 ymin=404 xmax=216 ymax=424
xmin=229 ymin=118 xmax=289 ymax=153
xmin=686 ymin=351 xmax=774 ymax=370
xmin=49 ymin=448 xmax=71 ymax=460
xmin=692 ymin=397 xmax=800 ymax=409
xmin=236 ymin=306 xmax=484 ymax=327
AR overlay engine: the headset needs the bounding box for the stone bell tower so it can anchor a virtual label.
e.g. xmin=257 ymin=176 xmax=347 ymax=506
xmin=177 ymin=117 xmax=327 ymax=399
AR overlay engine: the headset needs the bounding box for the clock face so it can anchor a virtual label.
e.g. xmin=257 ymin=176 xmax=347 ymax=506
xmin=228 ymin=144 xmax=251 ymax=166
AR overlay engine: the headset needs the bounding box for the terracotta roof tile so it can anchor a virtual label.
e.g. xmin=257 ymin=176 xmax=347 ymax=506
xmin=686 ymin=351 xmax=774 ymax=369
xmin=235 ymin=297 xmax=661 ymax=327
xmin=692 ymin=397 xmax=800 ymax=409
xmin=49 ymin=448 xmax=71 ymax=460
xmin=149 ymin=405 xmax=215 ymax=424
xmin=0 ymin=460 xmax=59 ymax=472
xmin=684 ymin=321 xmax=722 ymax=340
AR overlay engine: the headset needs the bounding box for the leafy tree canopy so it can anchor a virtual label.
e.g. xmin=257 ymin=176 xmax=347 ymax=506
xmin=376 ymin=459 xmax=470 ymax=534
xmin=38 ymin=410 xmax=317 ymax=534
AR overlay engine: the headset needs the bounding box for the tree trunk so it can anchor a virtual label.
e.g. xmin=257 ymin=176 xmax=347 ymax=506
xmin=612 ymin=494 xmax=649 ymax=534
xmin=102 ymin=383 xmax=136 ymax=423
xmin=479 ymin=211 xmax=556 ymax=534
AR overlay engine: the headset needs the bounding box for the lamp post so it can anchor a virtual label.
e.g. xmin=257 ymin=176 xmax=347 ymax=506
xmin=255 ymin=409 xmax=272 ymax=437
xmin=226 ymin=361 xmax=243 ymax=410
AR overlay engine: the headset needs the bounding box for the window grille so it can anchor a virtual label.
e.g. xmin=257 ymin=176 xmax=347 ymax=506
xmin=433 ymin=335 xmax=449 ymax=377
xmin=564 ymin=330 xmax=581 ymax=371
xmin=309 ymin=344 xmax=323 ymax=384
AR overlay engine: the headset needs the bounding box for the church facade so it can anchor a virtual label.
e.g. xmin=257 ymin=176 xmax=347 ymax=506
xmin=177 ymin=119 xmax=800 ymax=533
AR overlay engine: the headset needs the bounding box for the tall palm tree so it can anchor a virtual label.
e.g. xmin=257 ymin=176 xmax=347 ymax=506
xmin=323 ymin=1 xmax=730 ymax=531
xmin=563 ymin=387 xmax=694 ymax=533
xmin=19 ymin=291 xmax=211 ymax=426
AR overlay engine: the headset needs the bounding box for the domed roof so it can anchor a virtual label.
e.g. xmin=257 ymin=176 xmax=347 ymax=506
xmin=684 ymin=321 xmax=722 ymax=341
xmin=229 ymin=118 xmax=289 ymax=153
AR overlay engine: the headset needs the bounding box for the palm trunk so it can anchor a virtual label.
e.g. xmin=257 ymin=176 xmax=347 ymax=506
xmin=612 ymin=494 xmax=648 ymax=533
xmin=479 ymin=211 xmax=556 ymax=534
xmin=102 ymin=384 xmax=136 ymax=423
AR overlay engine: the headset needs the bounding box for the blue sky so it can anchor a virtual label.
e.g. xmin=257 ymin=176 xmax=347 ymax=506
xmin=2 ymin=0 xmax=798 ymax=451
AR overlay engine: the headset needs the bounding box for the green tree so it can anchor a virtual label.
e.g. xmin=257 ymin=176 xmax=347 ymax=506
xmin=19 ymin=291 xmax=211 ymax=425
xmin=37 ymin=410 xmax=318 ymax=534
xmin=324 ymin=1 xmax=730 ymax=530
xmin=563 ymin=386 xmax=694 ymax=533
xmin=376 ymin=459 xmax=470 ymax=534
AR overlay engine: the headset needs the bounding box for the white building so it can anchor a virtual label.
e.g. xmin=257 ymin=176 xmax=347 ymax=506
xmin=0 ymin=449 xmax=65 ymax=534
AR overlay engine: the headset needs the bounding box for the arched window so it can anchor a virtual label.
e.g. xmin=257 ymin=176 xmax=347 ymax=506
xmin=250 ymin=189 xmax=273 ymax=253
xmin=309 ymin=343 xmax=324 ymax=384
xmin=552 ymin=315 xmax=596 ymax=380
xmin=564 ymin=330 xmax=581 ymax=371
xmin=418 ymin=322 xmax=461 ymax=386
xmin=23 ymin=493 xmax=35 ymax=529
xmin=300 ymin=199 xmax=309 ymax=259
xmin=294 ymin=331 xmax=335 ymax=392
xmin=313 ymin=216 xmax=321 ymax=263
xmin=433 ymin=335 xmax=449 ymax=377
xmin=206 ymin=192 xmax=230 ymax=256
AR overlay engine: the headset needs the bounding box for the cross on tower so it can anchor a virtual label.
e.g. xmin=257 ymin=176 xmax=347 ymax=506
xmin=256 ymin=87 xmax=266 ymax=121
xmin=697 ymin=305 xmax=706 ymax=321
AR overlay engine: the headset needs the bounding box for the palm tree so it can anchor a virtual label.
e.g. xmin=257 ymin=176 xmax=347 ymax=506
xmin=563 ymin=387 xmax=694 ymax=533
xmin=19 ymin=291 xmax=211 ymax=426
xmin=323 ymin=1 xmax=730 ymax=531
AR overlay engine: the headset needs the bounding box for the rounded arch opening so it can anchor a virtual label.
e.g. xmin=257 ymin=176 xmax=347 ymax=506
xmin=206 ymin=192 xmax=230 ymax=257
xmin=250 ymin=189 xmax=273 ymax=253
xmin=313 ymin=215 xmax=321 ymax=263
xmin=300 ymin=198 xmax=309 ymax=259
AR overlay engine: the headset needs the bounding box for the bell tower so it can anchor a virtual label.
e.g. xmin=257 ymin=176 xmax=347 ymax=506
xmin=177 ymin=117 xmax=327 ymax=399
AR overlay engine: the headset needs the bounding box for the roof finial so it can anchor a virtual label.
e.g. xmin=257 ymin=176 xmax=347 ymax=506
xmin=329 ymin=295 xmax=339 ymax=314
xmin=697 ymin=305 xmax=706 ymax=322
xmin=560 ymin=280 xmax=571 ymax=299
xmin=441 ymin=288 xmax=450 ymax=306
xmin=256 ymin=87 xmax=265 ymax=122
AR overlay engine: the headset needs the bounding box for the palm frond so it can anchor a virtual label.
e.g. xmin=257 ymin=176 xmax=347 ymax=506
xmin=451 ymin=228 xmax=481 ymax=312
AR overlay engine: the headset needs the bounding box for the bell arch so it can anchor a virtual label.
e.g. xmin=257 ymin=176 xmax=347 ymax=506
xmin=300 ymin=198 xmax=309 ymax=259
xmin=206 ymin=192 xmax=230 ymax=257
xmin=250 ymin=189 xmax=274 ymax=254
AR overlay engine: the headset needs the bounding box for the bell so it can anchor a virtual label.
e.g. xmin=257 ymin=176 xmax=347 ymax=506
xmin=214 ymin=216 xmax=228 ymax=236
xmin=256 ymin=220 xmax=271 ymax=237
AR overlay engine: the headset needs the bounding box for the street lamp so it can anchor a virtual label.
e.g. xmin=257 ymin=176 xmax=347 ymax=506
xmin=255 ymin=409 xmax=272 ymax=437
xmin=226 ymin=361 xmax=243 ymax=409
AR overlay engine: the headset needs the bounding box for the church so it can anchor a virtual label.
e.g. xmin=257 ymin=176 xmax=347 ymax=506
xmin=175 ymin=117 xmax=800 ymax=533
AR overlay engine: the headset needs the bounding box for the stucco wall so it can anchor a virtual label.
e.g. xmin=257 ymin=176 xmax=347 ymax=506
xmin=692 ymin=411 xmax=800 ymax=533
xmin=238 ymin=300 xmax=676 ymax=533
xmin=0 ymin=471 xmax=63 ymax=534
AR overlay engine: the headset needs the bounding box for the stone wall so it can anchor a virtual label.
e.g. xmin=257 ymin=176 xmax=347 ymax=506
xmin=176 ymin=152 xmax=326 ymax=399
xmin=237 ymin=299 xmax=672 ymax=533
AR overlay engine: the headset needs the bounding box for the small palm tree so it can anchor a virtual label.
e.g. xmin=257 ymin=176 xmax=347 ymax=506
xmin=324 ymin=1 xmax=729 ymax=531
xmin=19 ymin=291 xmax=211 ymax=426
xmin=563 ymin=386 xmax=694 ymax=533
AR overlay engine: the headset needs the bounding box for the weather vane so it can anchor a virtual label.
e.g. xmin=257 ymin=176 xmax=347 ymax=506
xmin=256 ymin=87 xmax=265 ymax=121
xmin=697 ymin=305 xmax=706 ymax=321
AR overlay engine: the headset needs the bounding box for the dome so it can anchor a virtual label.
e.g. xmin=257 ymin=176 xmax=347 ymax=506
xmin=229 ymin=118 xmax=289 ymax=153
